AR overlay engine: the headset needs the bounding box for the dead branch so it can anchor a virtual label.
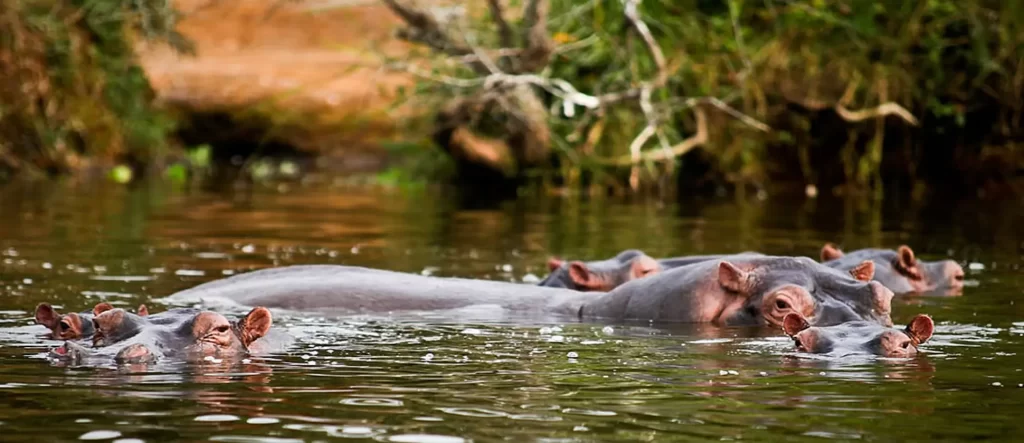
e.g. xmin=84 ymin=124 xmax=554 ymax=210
xmin=623 ymin=0 xmax=668 ymax=89
xmin=835 ymin=103 xmax=920 ymax=126
xmin=608 ymin=107 xmax=709 ymax=166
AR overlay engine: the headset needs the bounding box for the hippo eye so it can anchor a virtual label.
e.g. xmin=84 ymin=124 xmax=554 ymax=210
xmin=59 ymin=321 xmax=71 ymax=331
xmin=775 ymin=300 xmax=789 ymax=310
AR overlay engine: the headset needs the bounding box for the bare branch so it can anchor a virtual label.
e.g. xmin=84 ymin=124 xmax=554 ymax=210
xmin=486 ymin=0 xmax=515 ymax=49
xmin=380 ymin=0 xmax=479 ymax=64
xmin=519 ymin=0 xmax=553 ymax=72
xmin=835 ymin=103 xmax=920 ymax=126
xmin=623 ymin=0 xmax=668 ymax=89
xmin=609 ymin=107 xmax=709 ymax=165
xmin=385 ymin=62 xmax=483 ymax=88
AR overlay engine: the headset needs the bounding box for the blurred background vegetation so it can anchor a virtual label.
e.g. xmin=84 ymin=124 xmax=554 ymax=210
xmin=0 ymin=0 xmax=1021 ymax=199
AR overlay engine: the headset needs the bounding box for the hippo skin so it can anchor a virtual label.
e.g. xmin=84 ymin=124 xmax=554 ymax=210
xmin=538 ymin=250 xmax=765 ymax=292
xmin=49 ymin=306 xmax=273 ymax=364
xmin=163 ymin=257 xmax=894 ymax=328
xmin=820 ymin=243 xmax=965 ymax=294
xmin=782 ymin=312 xmax=935 ymax=358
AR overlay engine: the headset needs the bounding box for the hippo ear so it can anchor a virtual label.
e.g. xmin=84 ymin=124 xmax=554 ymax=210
xmin=849 ymin=260 xmax=875 ymax=282
xmin=820 ymin=243 xmax=844 ymax=261
xmin=35 ymin=303 xmax=59 ymax=329
xmin=630 ymin=255 xmax=661 ymax=279
xmin=92 ymin=302 xmax=114 ymax=316
xmin=897 ymin=245 xmax=917 ymax=267
xmin=717 ymin=261 xmax=750 ymax=294
xmin=782 ymin=313 xmax=810 ymax=336
xmin=547 ymin=257 xmax=564 ymax=272
xmin=568 ymin=261 xmax=604 ymax=290
xmin=236 ymin=307 xmax=273 ymax=347
xmin=136 ymin=304 xmax=149 ymax=317
xmin=905 ymin=314 xmax=934 ymax=345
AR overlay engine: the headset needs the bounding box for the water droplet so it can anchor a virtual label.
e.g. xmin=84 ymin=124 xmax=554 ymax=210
xmin=241 ymin=359 xmax=251 ymax=364
xmin=460 ymin=328 xmax=482 ymax=335
xmin=241 ymin=244 xmax=255 ymax=254
xmin=42 ymin=263 xmax=52 ymax=270
xmin=759 ymin=372 xmax=768 ymax=376
xmin=819 ymin=372 xmax=827 ymax=376
xmin=573 ymin=426 xmax=589 ymax=432
xmin=727 ymin=370 xmax=739 ymax=376
xmin=547 ymin=335 xmax=565 ymax=343
xmin=566 ymin=352 xmax=579 ymax=358
xmin=992 ymin=382 xmax=1003 ymax=387
xmin=422 ymin=353 xmax=434 ymax=361
xmin=75 ymin=419 xmax=92 ymax=424
xmin=968 ymin=262 xmax=985 ymax=271
xmin=539 ymin=327 xmax=553 ymax=335
xmin=79 ymin=431 xmax=122 ymax=440
xmin=719 ymin=370 xmax=729 ymax=376
xmin=22 ymin=278 xmax=31 ymax=284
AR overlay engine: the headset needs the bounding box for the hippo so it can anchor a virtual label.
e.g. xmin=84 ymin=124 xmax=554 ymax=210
xmin=49 ymin=306 xmax=274 ymax=365
xmin=538 ymin=250 xmax=765 ymax=292
xmin=34 ymin=302 xmax=149 ymax=340
xmin=540 ymin=249 xmax=661 ymax=291
xmin=820 ymin=243 xmax=965 ymax=294
xmin=161 ymin=257 xmax=893 ymax=328
xmin=782 ymin=312 xmax=935 ymax=358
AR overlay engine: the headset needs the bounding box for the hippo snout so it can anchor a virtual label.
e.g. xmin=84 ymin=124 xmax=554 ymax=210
xmin=868 ymin=281 xmax=895 ymax=326
xmin=943 ymin=260 xmax=965 ymax=290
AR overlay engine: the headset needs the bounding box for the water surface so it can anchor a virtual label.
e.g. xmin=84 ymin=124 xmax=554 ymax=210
xmin=0 ymin=180 xmax=1021 ymax=442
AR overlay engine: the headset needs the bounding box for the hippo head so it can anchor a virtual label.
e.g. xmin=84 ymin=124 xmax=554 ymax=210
xmin=92 ymin=308 xmax=148 ymax=347
xmin=821 ymin=243 xmax=965 ymax=294
xmin=783 ymin=313 xmax=935 ymax=358
xmin=165 ymin=307 xmax=274 ymax=359
xmin=544 ymin=249 xmax=661 ymax=292
xmin=719 ymin=257 xmax=895 ymax=328
xmin=34 ymin=302 xmax=120 ymax=340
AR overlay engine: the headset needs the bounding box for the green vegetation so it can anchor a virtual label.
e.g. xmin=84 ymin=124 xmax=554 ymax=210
xmin=386 ymin=0 xmax=1024 ymax=195
xmin=0 ymin=0 xmax=189 ymax=178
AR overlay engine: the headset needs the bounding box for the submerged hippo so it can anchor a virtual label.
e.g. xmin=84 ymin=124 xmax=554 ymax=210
xmin=50 ymin=306 xmax=274 ymax=364
xmin=538 ymin=250 xmax=765 ymax=292
xmin=162 ymin=257 xmax=894 ymax=328
xmin=540 ymin=249 xmax=661 ymax=291
xmin=782 ymin=312 xmax=935 ymax=358
xmin=34 ymin=302 xmax=149 ymax=340
xmin=820 ymin=243 xmax=965 ymax=294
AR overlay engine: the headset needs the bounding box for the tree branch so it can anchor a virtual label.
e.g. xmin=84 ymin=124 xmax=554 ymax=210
xmin=835 ymin=103 xmax=920 ymax=126
xmin=623 ymin=0 xmax=668 ymax=89
xmin=608 ymin=107 xmax=709 ymax=165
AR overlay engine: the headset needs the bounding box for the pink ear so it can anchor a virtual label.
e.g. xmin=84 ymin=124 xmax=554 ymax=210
xmin=897 ymin=245 xmax=917 ymax=267
xmin=821 ymin=243 xmax=844 ymax=261
xmin=849 ymin=260 xmax=875 ymax=282
xmin=547 ymin=257 xmax=564 ymax=272
xmin=906 ymin=314 xmax=934 ymax=344
xmin=717 ymin=261 xmax=749 ymax=294
xmin=137 ymin=304 xmax=149 ymax=317
xmin=782 ymin=313 xmax=810 ymax=336
xmin=568 ymin=261 xmax=604 ymax=290
xmin=34 ymin=303 xmax=59 ymax=328
xmin=238 ymin=307 xmax=273 ymax=347
xmin=93 ymin=302 xmax=114 ymax=316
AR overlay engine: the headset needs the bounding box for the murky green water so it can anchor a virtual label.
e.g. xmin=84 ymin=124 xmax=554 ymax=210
xmin=0 ymin=180 xmax=1021 ymax=442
